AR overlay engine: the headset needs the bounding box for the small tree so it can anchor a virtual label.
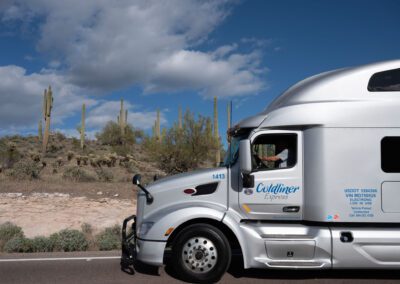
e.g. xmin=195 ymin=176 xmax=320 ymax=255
xmin=96 ymin=121 xmax=142 ymax=146
xmin=145 ymin=110 xmax=221 ymax=174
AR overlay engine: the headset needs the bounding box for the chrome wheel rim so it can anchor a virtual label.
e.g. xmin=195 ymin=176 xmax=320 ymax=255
xmin=182 ymin=237 xmax=218 ymax=273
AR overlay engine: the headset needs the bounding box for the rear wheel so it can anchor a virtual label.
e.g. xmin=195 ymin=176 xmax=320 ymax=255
xmin=171 ymin=223 xmax=231 ymax=283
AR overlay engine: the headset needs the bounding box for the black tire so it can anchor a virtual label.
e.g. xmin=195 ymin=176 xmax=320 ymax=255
xmin=171 ymin=223 xmax=231 ymax=283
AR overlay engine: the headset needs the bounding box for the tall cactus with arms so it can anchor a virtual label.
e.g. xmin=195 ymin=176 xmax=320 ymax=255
xmin=42 ymin=86 xmax=53 ymax=154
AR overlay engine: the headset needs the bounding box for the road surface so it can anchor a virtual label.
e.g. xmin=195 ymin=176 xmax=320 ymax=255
xmin=1 ymin=251 xmax=400 ymax=283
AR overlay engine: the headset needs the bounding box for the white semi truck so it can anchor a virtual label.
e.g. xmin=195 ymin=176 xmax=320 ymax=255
xmin=121 ymin=60 xmax=400 ymax=283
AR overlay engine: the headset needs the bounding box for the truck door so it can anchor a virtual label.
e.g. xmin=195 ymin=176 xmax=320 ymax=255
xmin=239 ymin=130 xmax=303 ymax=220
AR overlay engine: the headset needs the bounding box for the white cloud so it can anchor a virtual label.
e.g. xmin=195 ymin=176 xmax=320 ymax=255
xmin=0 ymin=65 xmax=97 ymax=129
xmin=148 ymin=49 xmax=266 ymax=97
xmin=0 ymin=0 xmax=266 ymax=98
xmin=86 ymin=100 xmax=166 ymax=130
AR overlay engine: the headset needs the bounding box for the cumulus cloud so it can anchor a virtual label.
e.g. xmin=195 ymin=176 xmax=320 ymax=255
xmin=86 ymin=100 xmax=166 ymax=130
xmin=1 ymin=0 xmax=265 ymax=97
xmin=0 ymin=65 xmax=97 ymax=129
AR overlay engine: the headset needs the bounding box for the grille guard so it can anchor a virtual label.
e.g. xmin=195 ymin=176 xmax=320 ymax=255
xmin=120 ymin=214 xmax=136 ymax=273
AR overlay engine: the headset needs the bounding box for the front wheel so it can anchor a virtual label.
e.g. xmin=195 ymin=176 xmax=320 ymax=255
xmin=171 ymin=223 xmax=231 ymax=283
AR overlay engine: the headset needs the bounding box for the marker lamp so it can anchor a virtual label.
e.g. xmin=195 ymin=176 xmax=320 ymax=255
xmin=139 ymin=222 xmax=154 ymax=237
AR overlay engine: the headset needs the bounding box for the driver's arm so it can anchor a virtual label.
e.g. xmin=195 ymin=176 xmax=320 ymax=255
xmin=261 ymin=155 xmax=281 ymax=162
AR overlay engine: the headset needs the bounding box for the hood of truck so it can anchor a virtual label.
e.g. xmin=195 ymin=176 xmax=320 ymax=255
xmin=137 ymin=167 xmax=229 ymax=226
xmin=147 ymin=167 xmax=227 ymax=192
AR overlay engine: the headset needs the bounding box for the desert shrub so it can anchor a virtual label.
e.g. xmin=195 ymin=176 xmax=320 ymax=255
xmin=125 ymin=161 xmax=137 ymax=174
xmin=95 ymin=168 xmax=114 ymax=182
xmin=112 ymin=145 xmax=133 ymax=156
xmin=0 ymin=222 xmax=24 ymax=250
xmin=4 ymin=236 xmax=33 ymax=253
xmin=49 ymin=233 xmax=61 ymax=251
xmin=31 ymin=236 xmax=53 ymax=252
xmin=144 ymin=111 xmax=219 ymax=174
xmin=54 ymin=132 xmax=67 ymax=141
xmin=72 ymin=138 xmax=81 ymax=149
xmin=7 ymin=159 xmax=41 ymax=180
xmin=96 ymin=121 xmax=139 ymax=146
xmin=48 ymin=143 xmax=63 ymax=153
xmin=63 ymin=166 xmax=96 ymax=182
xmin=50 ymin=229 xmax=88 ymax=252
xmin=95 ymin=225 xmax=121 ymax=251
xmin=0 ymin=141 xmax=22 ymax=168
xmin=67 ymin=151 xmax=74 ymax=161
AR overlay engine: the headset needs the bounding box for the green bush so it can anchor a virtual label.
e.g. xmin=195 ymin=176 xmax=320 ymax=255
xmin=0 ymin=141 xmax=22 ymax=168
xmin=0 ymin=222 xmax=24 ymax=250
xmin=50 ymin=229 xmax=88 ymax=252
xmin=4 ymin=237 xmax=33 ymax=253
xmin=31 ymin=236 xmax=53 ymax=252
xmin=95 ymin=168 xmax=114 ymax=182
xmin=96 ymin=121 xmax=138 ymax=146
xmin=7 ymin=159 xmax=41 ymax=180
xmin=62 ymin=166 xmax=96 ymax=182
xmin=95 ymin=225 xmax=121 ymax=251
xmin=144 ymin=111 xmax=219 ymax=174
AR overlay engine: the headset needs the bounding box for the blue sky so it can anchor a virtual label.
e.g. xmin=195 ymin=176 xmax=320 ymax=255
xmin=0 ymin=0 xmax=399 ymax=145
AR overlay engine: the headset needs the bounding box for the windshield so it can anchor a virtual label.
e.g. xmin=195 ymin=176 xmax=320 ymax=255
xmin=223 ymin=136 xmax=242 ymax=166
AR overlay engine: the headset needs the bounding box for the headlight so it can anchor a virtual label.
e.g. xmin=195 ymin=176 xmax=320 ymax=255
xmin=138 ymin=222 xmax=154 ymax=237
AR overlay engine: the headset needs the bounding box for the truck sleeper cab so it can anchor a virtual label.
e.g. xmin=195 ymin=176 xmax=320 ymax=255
xmin=122 ymin=60 xmax=400 ymax=283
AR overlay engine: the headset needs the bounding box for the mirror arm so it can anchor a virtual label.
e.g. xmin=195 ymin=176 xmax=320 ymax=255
xmin=133 ymin=174 xmax=154 ymax=204
xmin=138 ymin=184 xmax=154 ymax=204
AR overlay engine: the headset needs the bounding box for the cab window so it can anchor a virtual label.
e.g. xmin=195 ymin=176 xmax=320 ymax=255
xmin=251 ymin=134 xmax=297 ymax=171
xmin=368 ymin=68 xmax=400 ymax=92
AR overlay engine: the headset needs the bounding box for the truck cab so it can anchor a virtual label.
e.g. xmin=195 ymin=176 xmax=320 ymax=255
xmin=121 ymin=60 xmax=400 ymax=283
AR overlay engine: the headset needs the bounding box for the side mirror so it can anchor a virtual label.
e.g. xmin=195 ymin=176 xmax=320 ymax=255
xmin=132 ymin=174 xmax=153 ymax=204
xmin=239 ymin=139 xmax=252 ymax=174
xmin=132 ymin=174 xmax=141 ymax=185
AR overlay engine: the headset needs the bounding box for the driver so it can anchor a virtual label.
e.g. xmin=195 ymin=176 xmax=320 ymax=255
xmin=260 ymin=140 xmax=289 ymax=168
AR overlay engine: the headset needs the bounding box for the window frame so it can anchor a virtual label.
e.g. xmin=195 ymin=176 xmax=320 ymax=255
xmin=250 ymin=133 xmax=298 ymax=172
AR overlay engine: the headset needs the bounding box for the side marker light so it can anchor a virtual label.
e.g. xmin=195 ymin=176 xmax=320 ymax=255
xmin=165 ymin=227 xmax=174 ymax=236
xmin=242 ymin=204 xmax=251 ymax=213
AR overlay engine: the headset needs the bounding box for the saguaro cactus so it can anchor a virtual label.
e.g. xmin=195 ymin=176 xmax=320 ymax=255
xmin=80 ymin=103 xmax=86 ymax=149
xmin=118 ymin=99 xmax=128 ymax=137
xmin=213 ymin=97 xmax=220 ymax=166
xmin=38 ymin=119 xmax=43 ymax=142
xmin=42 ymin=86 xmax=53 ymax=154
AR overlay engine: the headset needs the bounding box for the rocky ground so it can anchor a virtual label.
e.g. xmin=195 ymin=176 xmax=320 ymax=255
xmin=0 ymin=181 xmax=138 ymax=238
xmin=0 ymin=134 xmax=161 ymax=238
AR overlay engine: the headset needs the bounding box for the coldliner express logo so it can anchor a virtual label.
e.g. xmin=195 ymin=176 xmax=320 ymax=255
xmin=256 ymin=182 xmax=300 ymax=201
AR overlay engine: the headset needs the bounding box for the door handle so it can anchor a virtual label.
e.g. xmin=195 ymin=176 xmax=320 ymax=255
xmin=283 ymin=206 xmax=300 ymax=213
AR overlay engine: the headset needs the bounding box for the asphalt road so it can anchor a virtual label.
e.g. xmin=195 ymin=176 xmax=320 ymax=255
xmin=1 ymin=251 xmax=400 ymax=284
